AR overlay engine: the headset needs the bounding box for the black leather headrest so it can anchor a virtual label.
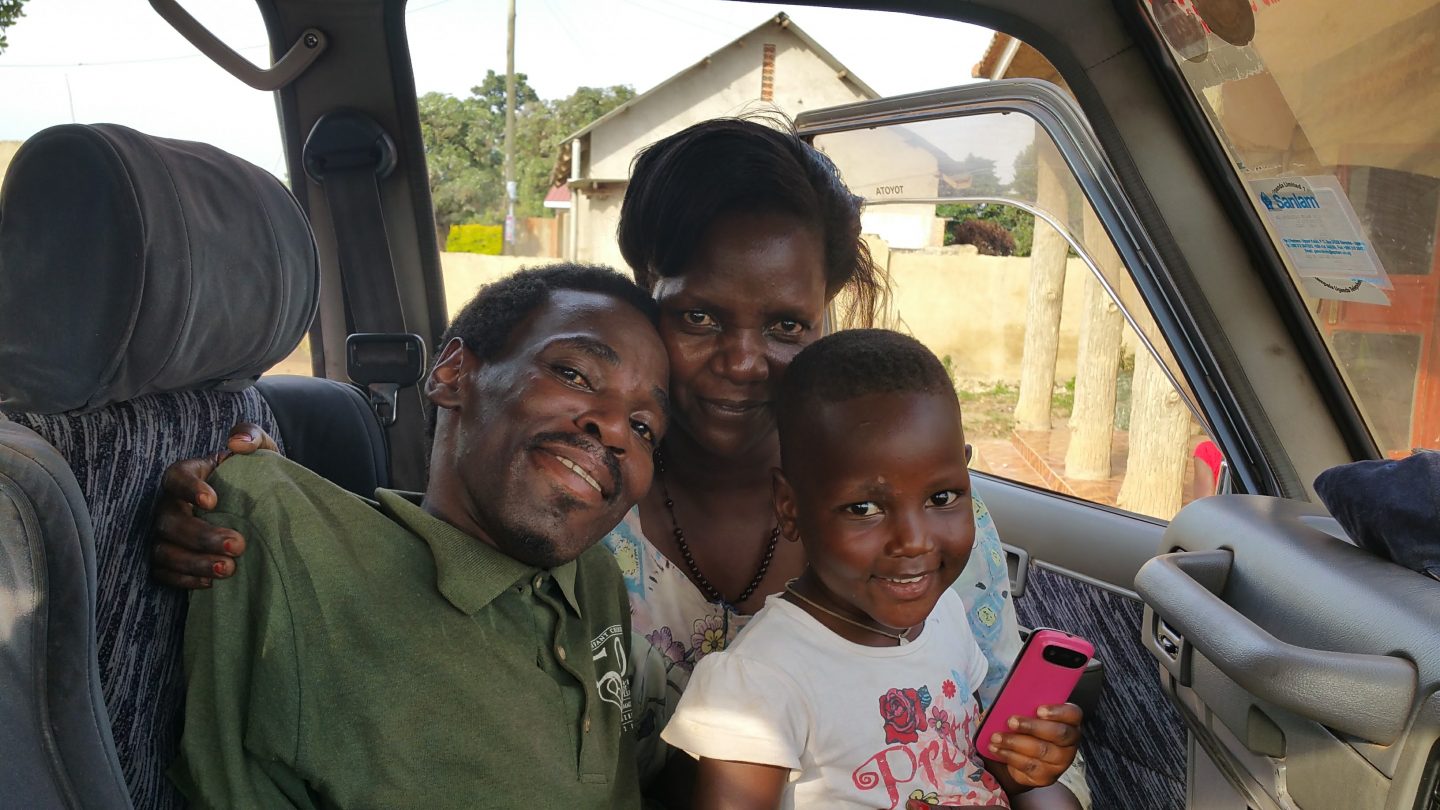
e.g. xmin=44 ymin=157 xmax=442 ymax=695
xmin=0 ymin=124 xmax=319 ymax=413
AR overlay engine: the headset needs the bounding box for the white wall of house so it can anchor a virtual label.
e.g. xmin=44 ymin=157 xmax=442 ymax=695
xmin=568 ymin=20 xmax=875 ymax=269
xmin=860 ymin=209 xmax=946 ymax=250
xmin=585 ymin=35 xmax=870 ymax=180
xmin=573 ymin=187 xmax=626 ymax=271
xmin=814 ymin=126 xmax=948 ymax=250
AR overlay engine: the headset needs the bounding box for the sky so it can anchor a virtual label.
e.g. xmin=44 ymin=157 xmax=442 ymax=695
xmin=0 ymin=0 xmax=994 ymax=178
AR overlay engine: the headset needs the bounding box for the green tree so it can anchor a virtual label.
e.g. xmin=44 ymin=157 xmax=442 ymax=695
xmin=1008 ymin=140 xmax=1082 ymax=234
xmin=1009 ymin=141 xmax=1038 ymax=199
xmin=419 ymin=70 xmax=542 ymax=233
xmin=512 ymin=84 xmax=635 ymax=218
xmin=1 ymin=0 xmax=27 ymax=54
xmin=419 ymin=90 xmax=497 ymax=235
xmin=936 ymin=145 xmax=1042 ymax=256
xmin=939 ymin=202 xmax=1036 ymax=256
xmin=419 ymin=74 xmax=633 ymax=233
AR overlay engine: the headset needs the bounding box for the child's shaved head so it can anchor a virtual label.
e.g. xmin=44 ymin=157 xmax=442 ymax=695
xmin=776 ymin=329 xmax=957 ymax=466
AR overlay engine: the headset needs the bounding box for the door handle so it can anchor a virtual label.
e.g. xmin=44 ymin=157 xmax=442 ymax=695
xmin=1135 ymin=549 xmax=1416 ymax=745
xmin=151 ymin=0 xmax=328 ymax=91
xmin=1002 ymin=543 xmax=1029 ymax=598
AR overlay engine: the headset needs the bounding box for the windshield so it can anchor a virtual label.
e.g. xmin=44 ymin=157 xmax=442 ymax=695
xmin=1142 ymin=0 xmax=1440 ymax=456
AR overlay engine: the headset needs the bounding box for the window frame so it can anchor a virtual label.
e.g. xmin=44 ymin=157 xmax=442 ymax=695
xmin=797 ymin=77 xmax=1276 ymax=497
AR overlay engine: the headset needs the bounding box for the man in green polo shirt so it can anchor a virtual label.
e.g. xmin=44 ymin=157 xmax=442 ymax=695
xmin=171 ymin=265 xmax=671 ymax=808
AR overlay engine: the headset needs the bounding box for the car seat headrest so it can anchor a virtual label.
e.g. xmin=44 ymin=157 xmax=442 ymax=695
xmin=0 ymin=123 xmax=319 ymax=414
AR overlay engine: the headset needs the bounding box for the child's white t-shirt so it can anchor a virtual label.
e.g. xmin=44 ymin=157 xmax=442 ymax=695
xmin=661 ymin=589 xmax=1010 ymax=809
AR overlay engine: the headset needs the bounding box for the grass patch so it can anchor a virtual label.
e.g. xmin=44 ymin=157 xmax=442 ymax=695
xmin=956 ymin=381 xmax=1018 ymax=439
xmin=1051 ymin=377 xmax=1075 ymax=419
xmin=956 ymin=377 xmax=1078 ymax=440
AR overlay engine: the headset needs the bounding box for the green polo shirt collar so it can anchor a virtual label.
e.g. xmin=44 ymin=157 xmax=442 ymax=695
xmin=375 ymin=489 xmax=583 ymax=617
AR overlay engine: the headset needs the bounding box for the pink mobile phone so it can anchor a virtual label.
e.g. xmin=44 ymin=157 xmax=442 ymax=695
xmin=973 ymin=628 xmax=1093 ymax=761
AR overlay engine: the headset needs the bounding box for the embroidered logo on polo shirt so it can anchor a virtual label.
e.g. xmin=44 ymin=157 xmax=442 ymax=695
xmin=591 ymin=624 xmax=633 ymax=730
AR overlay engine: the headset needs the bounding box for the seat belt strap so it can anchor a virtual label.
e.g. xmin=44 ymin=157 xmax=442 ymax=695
xmin=302 ymin=111 xmax=425 ymax=426
xmin=318 ymin=168 xmax=406 ymax=333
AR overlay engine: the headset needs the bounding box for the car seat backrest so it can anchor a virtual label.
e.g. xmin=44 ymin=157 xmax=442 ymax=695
xmin=0 ymin=416 xmax=132 ymax=809
xmin=254 ymin=374 xmax=392 ymax=494
xmin=0 ymin=123 xmax=319 ymax=809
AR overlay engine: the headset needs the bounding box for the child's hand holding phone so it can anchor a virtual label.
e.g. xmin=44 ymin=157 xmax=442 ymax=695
xmin=983 ymin=701 xmax=1084 ymax=789
xmin=974 ymin=628 xmax=1090 ymax=794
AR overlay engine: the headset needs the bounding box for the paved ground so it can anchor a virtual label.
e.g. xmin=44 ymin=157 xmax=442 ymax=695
xmin=971 ymin=429 xmax=1126 ymax=508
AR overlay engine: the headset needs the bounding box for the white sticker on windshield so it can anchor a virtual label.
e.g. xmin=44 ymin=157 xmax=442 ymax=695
xmin=1249 ymin=176 xmax=1392 ymax=290
xmin=1300 ymin=276 xmax=1391 ymax=306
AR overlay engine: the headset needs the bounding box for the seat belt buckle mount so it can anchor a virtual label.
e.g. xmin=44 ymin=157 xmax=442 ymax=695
xmin=346 ymin=332 xmax=427 ymax=427
xmin=303 ymin=110 xmax=397 ymax=182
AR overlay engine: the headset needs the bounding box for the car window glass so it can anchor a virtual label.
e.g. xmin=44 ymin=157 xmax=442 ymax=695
xmin=1142 ymin=0 xmax=1440 ymax=456
xmin=815 ymin=110 xmax=1224 ymax=521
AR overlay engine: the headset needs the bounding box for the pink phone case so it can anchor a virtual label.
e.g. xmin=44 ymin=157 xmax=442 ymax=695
xmin=974 ymin=628 xmax=1093 ymax=761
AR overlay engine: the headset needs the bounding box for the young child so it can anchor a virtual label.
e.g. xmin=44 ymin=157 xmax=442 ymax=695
xmin=661 ymin=330 xmax=1083 ymax=809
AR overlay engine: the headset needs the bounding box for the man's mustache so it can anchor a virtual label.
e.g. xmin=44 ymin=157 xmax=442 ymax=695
xmin=528 ymin=431 xmax=624 ymax=502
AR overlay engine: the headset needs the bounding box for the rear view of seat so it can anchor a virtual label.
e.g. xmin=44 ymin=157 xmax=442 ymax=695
xmin=0 ymin=123 xmax=324 ymax=808
xmin=0 ymin=416 xmax=132 ymax=808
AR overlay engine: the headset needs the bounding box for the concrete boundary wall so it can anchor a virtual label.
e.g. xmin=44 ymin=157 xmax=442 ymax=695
xmin=884 ymin=249 xmax=1092 ymax=385
xmin=439 ymin=249 xmax=1141 ymax=387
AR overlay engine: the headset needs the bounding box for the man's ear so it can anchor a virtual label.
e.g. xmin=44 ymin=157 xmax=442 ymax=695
xmin=772 ymin=467 xmax=801 ymax=544
xmin=425 ymin=337 xmax=470 ymax=410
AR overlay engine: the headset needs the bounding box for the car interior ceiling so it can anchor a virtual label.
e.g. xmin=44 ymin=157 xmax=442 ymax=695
xmin=1 ymin=1 xmax=1436 ymax=809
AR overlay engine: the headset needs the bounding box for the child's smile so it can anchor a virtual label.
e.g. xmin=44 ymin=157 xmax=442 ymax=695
xmin=872 ymin=568 xmax=941 ymax=600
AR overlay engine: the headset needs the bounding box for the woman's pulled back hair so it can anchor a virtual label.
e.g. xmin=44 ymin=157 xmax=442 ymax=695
xmin=618 ymin=115 xmax=888 ymax=328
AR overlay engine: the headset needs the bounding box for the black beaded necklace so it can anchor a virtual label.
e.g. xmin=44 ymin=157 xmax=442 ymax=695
xmin=654 ymin=453 xmax=780 ymax=608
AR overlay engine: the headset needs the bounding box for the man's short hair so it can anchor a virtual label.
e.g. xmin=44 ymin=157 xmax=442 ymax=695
xmin=427 ymin=263 xmax=659 ymax=437
xmin=440 ymin=263 xmax=659 ymax=361
xmin=777 ymin=329 xmax=956 ymax=461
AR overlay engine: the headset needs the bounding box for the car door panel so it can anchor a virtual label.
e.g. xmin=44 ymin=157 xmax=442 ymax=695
xmin=1137 ymin=495 xmax=1440 ymax=809
xmin=977 ymin=474 xmax=1185 ymax=809
xmin=976 ymin=472 xmax=1165 ymax=595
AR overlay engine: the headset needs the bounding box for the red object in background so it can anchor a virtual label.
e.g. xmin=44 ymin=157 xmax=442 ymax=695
xmin=1193 ymin=439 xmax=1224 ymax=486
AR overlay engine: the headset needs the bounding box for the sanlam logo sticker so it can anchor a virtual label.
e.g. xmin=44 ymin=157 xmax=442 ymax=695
xmin=1259 ymin=180 xmax=1320 ymax=211
xmin=1247 ymin=174 xmax=1391 ymax=293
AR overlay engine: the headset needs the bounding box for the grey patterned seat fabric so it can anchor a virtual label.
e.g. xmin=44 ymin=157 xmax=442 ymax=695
xmin=0 ymin=124 xmax=318 ymax=809
xmin=0 ymin=417 xmax=132 ymax=809
xmin=6 ymin=396 xmax=286 ymax=809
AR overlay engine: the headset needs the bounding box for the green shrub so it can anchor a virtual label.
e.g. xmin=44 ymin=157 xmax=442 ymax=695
xmin=947 ymin=218 xmax=1017 ymax=256
xmin=446 ymin=224 xmax=503 ymax=255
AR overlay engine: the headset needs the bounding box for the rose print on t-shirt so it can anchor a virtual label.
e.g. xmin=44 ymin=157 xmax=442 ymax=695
xmin=879 ymin=686 xmax=933 ymax=744
xmin=854 ymin=681 xmax=1008 ymax=808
